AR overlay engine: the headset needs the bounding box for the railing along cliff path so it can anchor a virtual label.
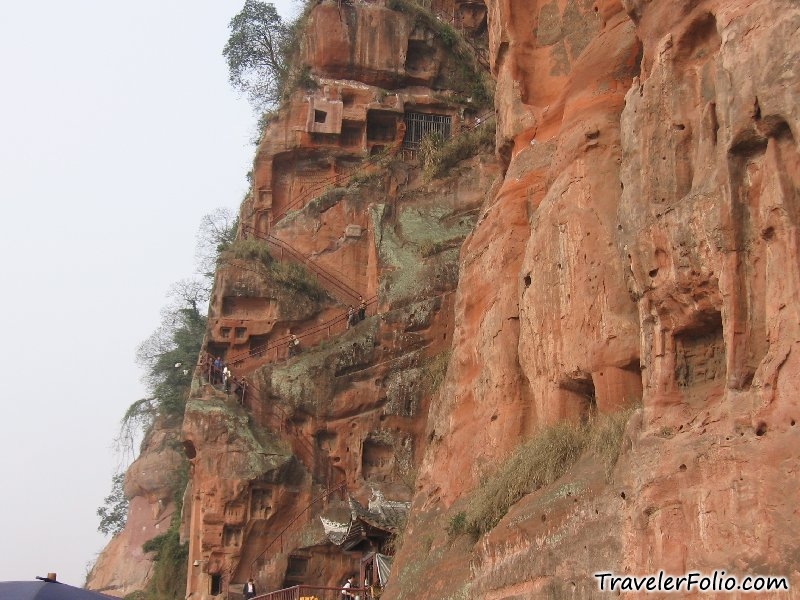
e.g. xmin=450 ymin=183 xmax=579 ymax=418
xmin=241 ymin=224 xmax=363 ymax=306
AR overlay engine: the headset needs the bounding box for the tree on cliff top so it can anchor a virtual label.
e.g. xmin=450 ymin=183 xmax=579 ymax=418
xmin=223 ymin=0 xmax=291 ymax=109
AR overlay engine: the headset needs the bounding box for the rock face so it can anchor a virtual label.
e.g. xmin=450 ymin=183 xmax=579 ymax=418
xmin=394 ymin=0 xmax=800 ymax=598
xmin=90 ymin=0 xmax=800 ymax=597
xmin=616 ymin=0 xmax=800 ymax=587
xmin=86 ymin=419 xmax=183 ymax=596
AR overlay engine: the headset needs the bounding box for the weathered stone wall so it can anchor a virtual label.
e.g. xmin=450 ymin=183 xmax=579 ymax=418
xmin=616 ymin=0 xmax=800 ymax=587
xmin=90 ymin=0 xmax=800 ymax=597
xmin=392 ymin=0 xmax=800 ymax=598
xmin=86 ymin=419 xmax=183 ymax=596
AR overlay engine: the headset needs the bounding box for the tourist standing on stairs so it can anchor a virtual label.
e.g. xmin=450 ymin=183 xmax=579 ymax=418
xmin=243 ymin=578 xmax=257 ymax=599
xmin=358 ymin=297 xmax=366 ymax=321
xmin=341 ymin=576 xmax=355 ymax=599
xmin=212 ymin=356 xmax=223 ymax=384
xmin=288 ymin=333 xmax=300 ymax=357
xmin=222 ymin=364 xmax=231 ymax=392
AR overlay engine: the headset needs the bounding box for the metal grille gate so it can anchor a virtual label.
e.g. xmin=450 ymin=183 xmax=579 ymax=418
xmin=402 ymin=112 xmax=452 ymax=152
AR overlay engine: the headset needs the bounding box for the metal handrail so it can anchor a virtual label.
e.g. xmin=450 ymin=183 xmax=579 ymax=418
xmin=249 ymin=482 xmax=348 ymax=575
xmin=223 ymin=295 xmax=378 ymax=369
xmin=241 ymin=225 xmax=363 ymax=304
xmin=254 ymin=584 xmax=370 ymax=600
xmin=270 ymin=151 xmax=389 ymax=225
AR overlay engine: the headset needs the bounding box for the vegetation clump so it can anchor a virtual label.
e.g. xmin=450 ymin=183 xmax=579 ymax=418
xmin=419 ymin=118 xmax=496 ymax=180
xmin=223 ymin=0 xmax=316 ymax=110
xmin=458 ymin=406 xmax=636 ymax=538
xmin=96 ymin=473 xmax=128 ymax=537
xmin=269 ymin=260 xmax=327 ymax=301
xmin=229 ymin=237 xmax=274 ymax=268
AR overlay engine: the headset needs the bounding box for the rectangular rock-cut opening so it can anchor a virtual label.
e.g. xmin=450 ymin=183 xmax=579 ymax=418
xmin=249 ymin=334 xmax=271 ymax=358
xmin=362 ymin=439 xmax=395 ymax=481
xmin=207 ymin=343 xmax=227 ymax=361
xmin=341 ymin=91 xmax=356 ymax=107
xmin=224 ymin=502 xmax=245 ymax=522
xmin=222 ymin=526 xmax=241 ymax=548
xmin=221 ymin=296 xmax=271 ymax=318
xmin=367 ymin=110 xmax=398 ymax=142
xmin=250 ymin=488 xmax=272 ymax=518
xmin=341 ymin=120 xmax=364 ymax=147
xmin=402 ymin=111 xmax=452 ymax=151
xmin=316 ymin=430 xmax=337 ymax=450
xmin=455 ymin=1 xmax=487 ymax=30
xmin=314 ymin=109 xmax=327 ymax=123
xmin=405 ymin=39 xmax=436 ymax=74
xmin=210 ymin=575 xmax=222 ymax=596
xmin=286 ymin=555 xmax=308 ymax=577
xmin=674 ymin=311 xmax=725 ymax=390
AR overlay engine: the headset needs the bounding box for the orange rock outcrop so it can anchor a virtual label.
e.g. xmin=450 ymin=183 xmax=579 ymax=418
xmin=89 ymin=0 xmax=800 ymax=598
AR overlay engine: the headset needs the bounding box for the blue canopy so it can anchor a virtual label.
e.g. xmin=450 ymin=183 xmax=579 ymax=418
xmin=0 ymin=581 xmax=114 ymax=599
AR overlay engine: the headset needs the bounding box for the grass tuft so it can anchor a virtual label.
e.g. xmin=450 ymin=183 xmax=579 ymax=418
xmin=462 ymin=406 xmax=637 ymax=536
xmin=228 ymin=238 xmax=273 ymax=267
xmin=420 ymin=119 xmax=496 ymax=180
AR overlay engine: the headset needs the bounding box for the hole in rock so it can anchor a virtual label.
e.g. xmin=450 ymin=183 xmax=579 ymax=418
xmin=210 ymin=575 xmax=222 ymax=596
xmin=755 ymin=422 xmax=767 ymax=436
xmin=183 ymin=441 xmax=197 ymax=460
xmin=679 ymin=464 xmax=687 ymax=472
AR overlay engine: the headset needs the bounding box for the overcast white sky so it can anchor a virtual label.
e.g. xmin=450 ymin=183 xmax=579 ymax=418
xmin=0 ymin=0 xmax=295 ymax=587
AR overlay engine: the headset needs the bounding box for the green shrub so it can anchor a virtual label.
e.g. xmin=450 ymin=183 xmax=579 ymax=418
xmin=421 ymin=118 xmax=496 ymax=180
xmin=269 ymin=261 xmax=327 ymax=301
xmin=229 ymin=238 xmax=274 ymax=267
xmin=96 ymin=473 xmax=128 ymax=536
xmin=446 ymin=511 xmax=467 ymax=540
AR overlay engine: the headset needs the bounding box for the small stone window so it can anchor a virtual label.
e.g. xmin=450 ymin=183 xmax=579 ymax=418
xmin=314 ymin=110 xmax=327 ymax=123
xmin=220 ymin=327 xmax=231 ymax=338
xmin=210 ymin=574 xmax=222 ymax=596
xmin=235 ymin=327 xmax=247 ymax=338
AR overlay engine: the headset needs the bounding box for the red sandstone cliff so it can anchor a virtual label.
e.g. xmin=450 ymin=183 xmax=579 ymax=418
xmin=89 ymin=0 xmax=800 ymax=598
xmin=86 ymin=419 xmax=183 ymax=596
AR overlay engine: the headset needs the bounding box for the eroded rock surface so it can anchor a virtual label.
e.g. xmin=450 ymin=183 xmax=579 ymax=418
xmin=90 ymin=0 xmax=800 ymax=597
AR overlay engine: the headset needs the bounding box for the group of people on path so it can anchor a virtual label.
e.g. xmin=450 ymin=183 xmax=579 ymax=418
xmin=199 ymin=297 xmax=372 ymax=404
xmin=242 ymin=575 xmax=365 ymax=600
xmin=346 ymin=297 xmax=368 ymax=329
xmin=200 ymin=353 xmax=248 ymax=403
xmin=287 ymin=296 xmax=368 ymax=360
